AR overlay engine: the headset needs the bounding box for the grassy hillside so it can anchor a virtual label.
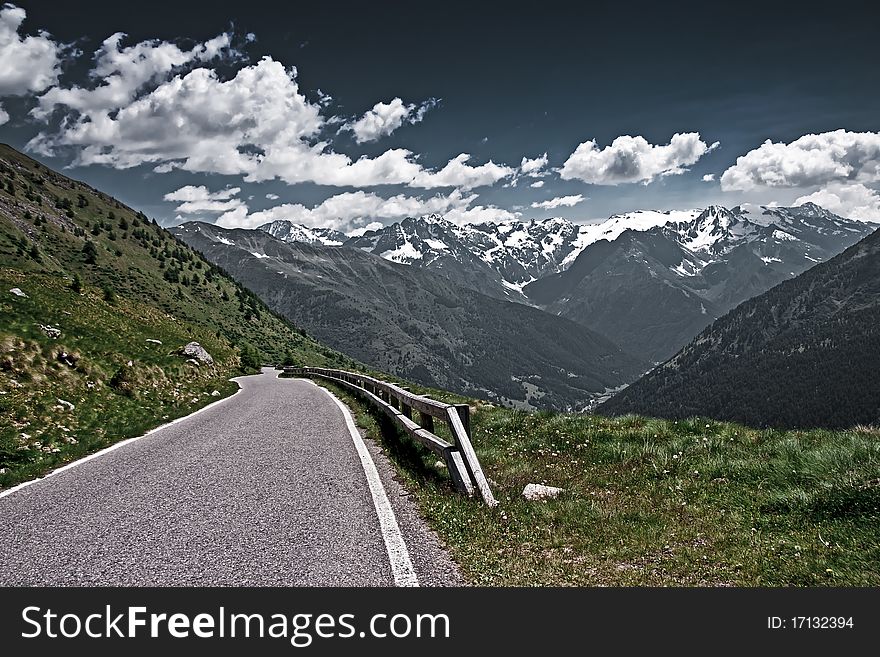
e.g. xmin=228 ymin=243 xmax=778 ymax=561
xmin=328 ymin=382 xmax=880 ymax=586
xmin=0 ymin=144 xmax=351 ymax=489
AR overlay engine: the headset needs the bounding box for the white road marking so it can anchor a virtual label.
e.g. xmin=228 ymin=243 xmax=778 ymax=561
xmin=307 ymin=380 xmax=420 ymax=587
xmin=0 ymin=383 xmax=243 ymax=500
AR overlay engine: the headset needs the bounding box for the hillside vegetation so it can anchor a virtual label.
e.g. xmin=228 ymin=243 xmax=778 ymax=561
xmin=330 ymin=383 xmax=880 ymax=586
xmin=0 ymin=144 xmax=349 ymax=489
xmin=601 ymin=224 xmax=880 ymax=429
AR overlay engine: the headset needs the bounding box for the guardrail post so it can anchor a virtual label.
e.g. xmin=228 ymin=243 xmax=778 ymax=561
xmin=401 ymin=403 xmax=413 ymax=419
xmin=446 ymin=406 xmax=496 ymax=507
xmin=420 ymin=412 xmax=434 ymax=433
xmin=454 ymin=404 xmax=471 ymax=438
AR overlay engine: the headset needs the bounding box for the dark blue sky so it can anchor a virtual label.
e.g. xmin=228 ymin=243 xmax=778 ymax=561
xmin=2 ymin=0 xmax=879 ymax=229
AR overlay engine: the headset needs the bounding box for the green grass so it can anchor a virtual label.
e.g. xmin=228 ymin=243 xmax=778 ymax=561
xmin=317 ymin=380 xmax=880 ymax=586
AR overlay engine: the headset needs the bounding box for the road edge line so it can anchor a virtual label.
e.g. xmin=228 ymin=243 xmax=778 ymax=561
xmin=306 ymin=379 xmax=420 ymax=587
xmin=0 ymin=380 xmax=244 ymax=500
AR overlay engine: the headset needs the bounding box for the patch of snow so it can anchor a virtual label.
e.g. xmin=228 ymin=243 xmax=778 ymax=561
xmin=760 ymin=256 xmax=782 ymax=264
xmin=217 ymin=236 xmax=234 ymax=245
xmin=773 ymin=229 xmax=797 ymax=241
xmin=423 ymin=238 xmax=449 ymax=251
xmin=501 ymin=278 xmax=533 ymax=293
xmin=380 ymin=239 xmax=423 ymax=262
xmin=249 ymin=251 xmax=270 ymax=259
xmin=670 ymin=262 xmax=697 ymax=277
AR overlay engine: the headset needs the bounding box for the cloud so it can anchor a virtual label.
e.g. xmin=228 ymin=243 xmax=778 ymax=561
xmin=163 ymin=185 xmax=245 ymax=214
xmin=342 ymin=97 xmax=437 ymax=143
xmin=29 ymin=57 xmax=325 ymax=175
xmin=0 ymin=105 xmax=7 ymax=125
xmin=530 ymin=180 xmax=544 ymax=188
xmin=560 ymin=133 xmax=718 ymax=185
xmin=0 ymin=4 xmax=62 ymax=98
xmin=520 ymin=153 xmax=549 ymax=177
xmin=29 ymin=53 xmax=511 ymax=190
xmin=794 ymin=183 xmax=880 ymax=222
xmin=702 ymin=173 xmax=715 ymax=182
xmin=265 ymin=193 xmax=279 ymax=200
xmin=530 ymin=194 xmax=586 ymax=210
xmin=214 ymin=188 xmax=515 ymax=232
xmin=33 ymin=30 xmax=236 ymax=121
xmin=720 ymin=130 xmax=880 ymax=191
xmin=410 ymin=153 xmax=514 ymax=190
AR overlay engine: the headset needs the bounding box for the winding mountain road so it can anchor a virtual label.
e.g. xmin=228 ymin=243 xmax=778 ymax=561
xmin=0 ymin=368 xmax=462 ymax=586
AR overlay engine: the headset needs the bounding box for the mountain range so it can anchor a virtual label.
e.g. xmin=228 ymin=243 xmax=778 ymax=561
xmin=599 ymin=223 xmax=880 ymax=429
xmin=260 ymin=204 xmax=874 ymax=362
xmin=171 ymin=222 xmax=646 ymax=410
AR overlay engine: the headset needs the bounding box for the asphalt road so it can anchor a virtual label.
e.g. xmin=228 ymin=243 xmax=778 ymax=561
xmin=0 ymin=368 xmax=463 ymax=586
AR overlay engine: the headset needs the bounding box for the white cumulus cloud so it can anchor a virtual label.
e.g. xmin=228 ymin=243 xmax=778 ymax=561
xmin=529 ymin=180 xmax=544 ymax=188
xmin=720 ymin=130 xmax=880 ymax=191
xmin=164 ymin=185 xmax=245 ymax=214
xmin=520 ymin=153 xmax=549 ymax=177
xmin=265 ymin=193 xmax=279 ymax=200
xmin=33 ymin=31 xmax=235 ymax=121
xmin=29 ymin=52 xmax=512 ymax=191
xmin=411 ymin=153 xmax=514 ymax=190
xmin=702 ymin=173 xmax=715 ymax=182
xmin=0 ymin=3 xmax=62 ymax=122
xmin=560 ymin=133 xmax=718 ymax=185
xmin=343 ymin=97 xmax=437 ymax=143
xmin=794 ymin=183 xmax=880 ymax=223
xmin=530 ymin=194 xmax=586 ymax=210
xmin=214 ymin=189 xmax=515 ymax=232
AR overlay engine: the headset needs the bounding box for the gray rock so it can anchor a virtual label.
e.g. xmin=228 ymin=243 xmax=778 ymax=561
xmin=56 ymin=399 xmax=75 ymax=411
xmin=211 ymin=390 xmax=221 ymax=397
xmin=523 ymin=483 xmax=564 ymax=501
xmin=38 ymin=324 xmax=61 ymax=339
xmin=9 ymin=288 xmax=27 ymax=298
xmin=181 ymin=341 xmax=213 ymax=365
xmin=146 ymin=339 xmax=162 ymax=345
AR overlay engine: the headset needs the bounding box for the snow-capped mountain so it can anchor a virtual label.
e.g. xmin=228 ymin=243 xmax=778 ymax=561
xmin=343 ymin=209 xmax=703 ymax=294
xmin=600 ymin=220 xmax=880 ymax=429
xmin=253 ymin=203 xmax=874 ymax=362
xmin=524 ymin=203 xmax=874 ymax=362
xmin=259 ymin=220 xmax=347 ymax=246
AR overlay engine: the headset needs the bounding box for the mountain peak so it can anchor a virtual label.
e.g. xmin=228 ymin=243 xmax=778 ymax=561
xmin=258 ymin=220 xmax=347 ymax=246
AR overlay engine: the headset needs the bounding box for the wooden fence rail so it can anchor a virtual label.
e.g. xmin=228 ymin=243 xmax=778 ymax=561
xmin=285 ymin=366 xmax=497 ymax=507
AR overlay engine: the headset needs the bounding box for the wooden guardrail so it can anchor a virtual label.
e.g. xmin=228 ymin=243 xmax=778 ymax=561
xmin=285 ymin=367 xmax=497 ymax=507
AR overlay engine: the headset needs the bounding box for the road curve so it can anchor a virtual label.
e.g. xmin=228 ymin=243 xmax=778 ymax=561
xmin=0 ymin=368 xmax=463 ymax=586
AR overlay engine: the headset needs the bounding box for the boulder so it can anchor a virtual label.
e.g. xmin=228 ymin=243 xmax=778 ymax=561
xmin=180 ymin=341 xmax=213 ymax=365
xmin=9 ymin=288 xmax=27 ymax=298
xmin=523 ymin=483 xmax=564 ymax=501
xmin=57 ymin=351 xmax=78 ymax=367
